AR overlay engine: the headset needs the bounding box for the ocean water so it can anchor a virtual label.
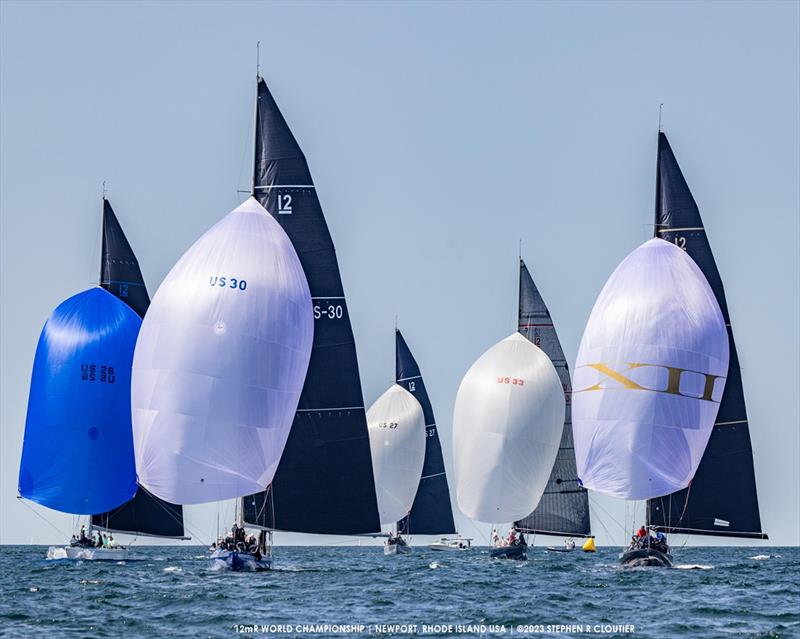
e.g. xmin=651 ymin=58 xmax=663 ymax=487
xmin=0 ymin=545 xmax=797 ymax=638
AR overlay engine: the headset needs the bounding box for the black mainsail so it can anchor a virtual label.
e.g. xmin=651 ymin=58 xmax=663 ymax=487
xmin=242 ymin=76 xmax=380 ymax=534
xmin=646 ymin=132 xmax=767 ymax=539
xmin=394 ymin=330 xmax=456 ymax=535
xmin=91 ymin=198 xmax=186 ymax=538
xmin=514 ymin=260 xmax=591 ymax=537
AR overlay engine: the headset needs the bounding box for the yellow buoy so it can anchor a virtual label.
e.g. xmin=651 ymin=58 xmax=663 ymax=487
xmin=582 ymin=536 xmax=596 ymax=552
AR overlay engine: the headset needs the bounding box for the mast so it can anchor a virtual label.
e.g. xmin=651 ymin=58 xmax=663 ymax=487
xmin=514 ymin=260 xmax=591 ymax=537
xmin=647 ymin=132 xmax=767 ymax=539
xmin=242 ymin=75 xmax=380 ymax=534
xmin=394 ymin=330 xmax=456 ymax=535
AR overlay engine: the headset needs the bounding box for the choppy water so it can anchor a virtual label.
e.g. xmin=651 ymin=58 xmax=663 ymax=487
xmin=0 ymin=545 xmax=797 ymax=638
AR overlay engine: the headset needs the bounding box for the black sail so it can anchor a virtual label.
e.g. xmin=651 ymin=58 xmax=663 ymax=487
xmin=92 ymin=198 xmax=186 ymax=539
xmin=394 ymin=330 xmax=456 ymax=535
xmin=242 ymin=76 xmax=380 ymax=534
xmin=514 ymin=260 xmax=591 ymax=537
xmin=647 ymin=132 xmax=767 ymax=539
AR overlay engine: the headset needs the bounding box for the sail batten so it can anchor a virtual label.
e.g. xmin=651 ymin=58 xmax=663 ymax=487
xmin=394 ymin=330 xmax=456 ymax=535
xmin=647 ymin=132 xmax=766 ymax=539
xmin=514 ymin=260 xmax=591 ymax=538
xmin=242 ymin=76 xmax=380 ymax=534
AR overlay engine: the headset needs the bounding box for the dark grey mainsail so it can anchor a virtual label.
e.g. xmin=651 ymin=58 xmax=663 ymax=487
xmin=92 ymin=198 xmax=186 ymax=538
xmin=647 ymin=132 xmax=767 ymax=539
xmin=514 ymin=260 xmax=591 ymax=537
xmin=394 ymin=330 xmax=456 ymax=535
xmin=242 ymin=76 xmax=380 ymax=535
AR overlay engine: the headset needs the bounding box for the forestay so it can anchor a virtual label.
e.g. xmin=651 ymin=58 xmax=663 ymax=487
xmin=572 ymin=238 xmax=729 ymax=500
xmin=131 ymin=197 xmax=313 ymax=505
xmin=454 ymin=332 xmax=565 ymax=523
xmin=19 ymin=287 xmax=140 ymax=514
xmin=367 ymin=385 xmax=426 ymax=524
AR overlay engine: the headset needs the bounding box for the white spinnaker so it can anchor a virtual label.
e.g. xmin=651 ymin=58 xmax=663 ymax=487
xmin=453 ymin=332 xmax=565 ymax=523
xmin=132 ymin=197 xmax=313 ymax=504
xmin=367 ymin=384 xmax=426 ymax=525
xmin=572 ymin=238 xmax=729 ymax=500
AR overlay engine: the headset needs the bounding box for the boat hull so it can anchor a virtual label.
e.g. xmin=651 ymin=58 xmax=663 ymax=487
xmin=546 ymin=546 xmax=576 ymax=553
xmin=490 ymin=544 xmax=527 ymax=561
xmin=619 ymin=548 xmax=673 ymax=568
xmin=429 ymin=541 xmax=471 ymax=551
xmin=47 ymin=546 xmax=128 ymax=561
xmin=384 ymin=543 xmax=411 ymax=555
xmin=210 ymin=549 xmax=271 ymax=571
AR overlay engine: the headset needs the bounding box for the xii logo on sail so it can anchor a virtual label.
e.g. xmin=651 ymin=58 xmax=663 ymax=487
xmin=575 ymin=363 xmax=726 ymax=403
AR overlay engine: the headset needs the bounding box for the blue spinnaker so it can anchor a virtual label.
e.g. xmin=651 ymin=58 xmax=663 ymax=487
xmin=19 ymin=287 xmax=140 ymax=514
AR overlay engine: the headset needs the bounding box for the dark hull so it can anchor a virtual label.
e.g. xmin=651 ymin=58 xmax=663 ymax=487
xmin=619 ymin=548 xmax=673 ymax=568
xmin=490 ymin=545 xmax=527 ymax=561
xmin=213 ymin=550 xmax=271 ymax=572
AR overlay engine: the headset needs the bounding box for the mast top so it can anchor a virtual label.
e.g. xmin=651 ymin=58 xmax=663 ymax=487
xmin=256 ymin=41 xmax=261 ymax=79
xmin=658 ymin=103 xmax=664 ymax=133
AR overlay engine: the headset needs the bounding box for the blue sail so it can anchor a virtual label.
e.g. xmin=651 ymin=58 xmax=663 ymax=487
xmin=18 ymin=287 xmax=140 ymax=515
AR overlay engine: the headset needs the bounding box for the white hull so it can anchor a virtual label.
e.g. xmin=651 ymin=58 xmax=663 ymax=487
xmin=429 ymin=538 xmax=472 ymax=551
xmin=47 ymin=546 xmax=128 ymax=561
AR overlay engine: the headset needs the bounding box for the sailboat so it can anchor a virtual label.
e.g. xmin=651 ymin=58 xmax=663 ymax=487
xmin=646 ymin=132 xmax=767 ymax=542
xmin=572 ymin=237 xmax=730 ymax=567
xmin=92 ymin=198 xmax=188 ymax=542
xmin=366 ymin=382 xmax=426 ymax=555
xmin=512 ymin=260 xmax=592 ymax=553
xmin=453 ymin=301 xmax=566 ymax=561
xmin=131 ymin=196 xmax=314 ymax=571
xmin=19 ymin=199 xmax=144 ymax=561
xmin=241 ymin=74 xmax=381 ymax=539
xmin=393 ymin=330 xmax=466 ymax=552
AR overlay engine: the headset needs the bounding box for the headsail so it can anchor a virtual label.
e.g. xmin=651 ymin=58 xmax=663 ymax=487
xmin=395 ymin=330 xmax=456 ymax=535
xmin=93 ymin=198 xmax=186 ymax=538
xmin=131 ymin=197 xmax=313 ymax=505
xmin=454 ymin=333 xmax=565 ymax=523
xmin=367 ymin=385 xmax=426 ymax=524
xmin=19 ymin=288 xmax=140 ymax=514
xmin=514 ymin=260 xmax=591 ymax=537
xmin=647 ymin=132 xmax=767 ymax=538
xmin=572 ymin=238 xmax=730 ymax=500
xmin=242 ymin=76 xmax=380 ymax=534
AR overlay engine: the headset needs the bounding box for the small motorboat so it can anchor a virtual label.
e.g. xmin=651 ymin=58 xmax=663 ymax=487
xmin=547 ymin=538 xmax=576 ymax=553
xmin=429 ymin=537 xmax=472 ymax=551
xmin=47 ymin=545 xmax=129 ymax=561
xmin=619 ymin=547 xmax=673 ymax=568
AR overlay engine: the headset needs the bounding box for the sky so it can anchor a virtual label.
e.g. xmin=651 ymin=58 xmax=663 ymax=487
xmin=1 ymin=1 xmax=798 ymax=547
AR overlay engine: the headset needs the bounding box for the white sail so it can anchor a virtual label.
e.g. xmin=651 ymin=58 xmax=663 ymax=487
xmin=453 ymin=332 xmax=565 ymax=523
xmin=572 ymin=238 xmax=729 ymax=500
xmin=131 ymin=197 xmax=313 ymax=505
xmin=367 ymin=384 xmax=426 ymax=524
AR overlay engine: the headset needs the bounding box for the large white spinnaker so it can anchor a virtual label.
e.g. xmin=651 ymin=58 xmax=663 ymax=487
xmin=454 ymin=332 xmax=565 ymax=523
xmin=572 ymin=238 xmax=729 ymax=500
xmin=367 ymin=385 xmax=426 ymax=524
xmin=131 ymin=197 xmax=313 ymax=504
